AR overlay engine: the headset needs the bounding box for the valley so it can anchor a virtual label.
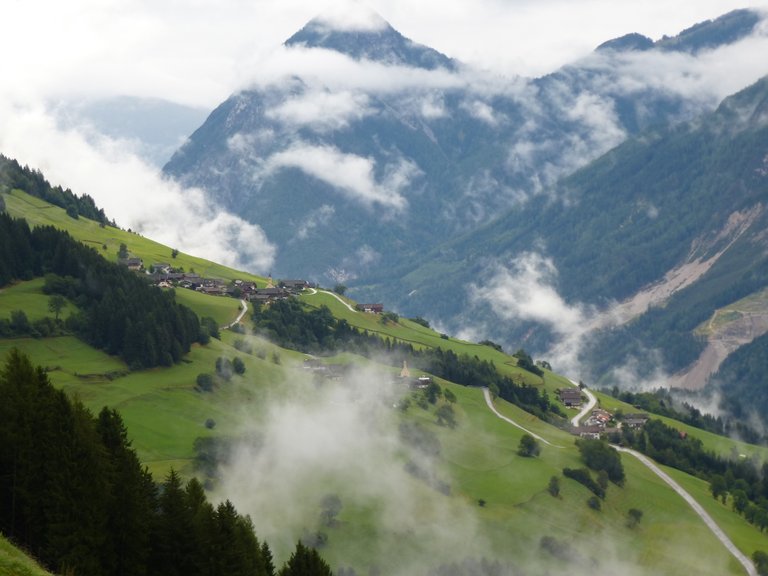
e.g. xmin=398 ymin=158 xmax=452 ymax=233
xmin=2 ymin=3 xmax=768 ymax=575
xmin=3 ymin=187 xmax=768 ymax=574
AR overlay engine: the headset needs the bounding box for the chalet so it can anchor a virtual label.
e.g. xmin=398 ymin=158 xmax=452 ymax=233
xmin=120 ymin=257 xmax=144 ymax=271
xmin=303 ymin=358 xmax=324 ymax=371
xmin=622 ymin=413 xmax=649 ymax=429
xmin=585 ymin=409 xmax=612 ymax=427
xmin=409 ymin=376 xmax=432 ymax=390
xmin=558 ymin=388 xmax=583 ymax=407
xmin=570 ymin=425 xmax=602 ymax=440
xmin=198 ymin=285 xmax=228 ymax=296
xmin=151 ymin=262 xmax=172 ymax=274
xmin=359 ymin=303 xmax=384 ymax=314
xmin=249 ymin=287 xmax=288 ymax=303
xmin=279 ymin=279 xmax=309 ymax=293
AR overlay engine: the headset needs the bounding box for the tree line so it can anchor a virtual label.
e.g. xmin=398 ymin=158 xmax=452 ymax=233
xmin=619 ymin=419 xmax=768 ymax=532
xmin=603 ymin=386 xmax=766 ymax=445
xmin=0 ymin=349 xmax=333 ymax=576
xmin=0 ymin=212 xmax=201 ymax=369
xmin=0 ymin=155 xmax=112 ymax=224
xmin=252 ymin=298 xmax=564 ymax=421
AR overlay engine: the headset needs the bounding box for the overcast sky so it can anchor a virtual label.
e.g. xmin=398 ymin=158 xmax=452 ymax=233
xmin=1 ymin=0 xmax=766 ymax=273
xmin=3 ymin=0 xmax=766 ymax=108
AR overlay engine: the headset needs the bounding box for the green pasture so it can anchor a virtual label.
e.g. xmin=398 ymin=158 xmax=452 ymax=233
xmin=0 ymin=535 xmax=53 ymax=576
xmin=300 ymin=290 xmax=573 ymax=392
xmin=5 ymin=189 xmax=267 ymax=284
xmin=595 ymin=390 xmax=768 ymax=462
xmin=172 ymin=288 xmax=244 ymax=326
xmin=314 ymin=383 xmax=758 ymax=575
xmin=3 ymin=190 xmax=768 ymax=573
xmin=0 ymin=278 xmax=63 ymax=322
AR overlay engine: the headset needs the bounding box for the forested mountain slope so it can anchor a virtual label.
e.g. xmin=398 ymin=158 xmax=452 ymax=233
xmin=164 ymin=9 xmax=764 ymax=289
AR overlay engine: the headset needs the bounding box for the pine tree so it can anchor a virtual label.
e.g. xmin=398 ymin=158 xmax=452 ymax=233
xmin=279 ymin=542 xmax=333 ymax=576
xmin=97 ymin=408 xmax=154 ymax=576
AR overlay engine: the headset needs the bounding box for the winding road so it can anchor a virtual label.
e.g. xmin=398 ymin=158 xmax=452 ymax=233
xmin=615 ymin=446 xmax=757 ymax=576
xmin=316 ymin=290 xmax=357 ymax=312
xmin=222 ymin=299 xmax=249 ymax=330
xmin=482 ymin=387 xmax=562 ymax=447
xmin=570 ymin=381 xmax=597 ymax=427
xmin=482 ymin=386 xmax=757 ymax=575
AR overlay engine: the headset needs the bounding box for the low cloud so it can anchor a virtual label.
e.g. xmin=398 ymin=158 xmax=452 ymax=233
xmin=265 ymin=89 xmax=372 ymax=132
xmin=261 ymin=142 xmax=419 ymax=211
xmin=295 ymin=204 xmax=336 ymax=241
xmin=469 ymin=252 xmax=596 ymax=377
xmin=217 ymin=362 xmax=489 ymax=570
xmin=0 ymin=101 xmax=276 ymax=273
xmin=309 ymin=1 xmax=389 ymax=33
xmin=243 ymin=45 xmax=464 ymax=94
xmin=462 ymin=99 xmax=502 ymax=126
xmin=472 ymin=253 xmax=587 ymax=338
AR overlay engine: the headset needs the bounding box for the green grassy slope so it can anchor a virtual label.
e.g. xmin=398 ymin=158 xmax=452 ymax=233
xmin=2 ymin=191 xmax=768 ymax=574
xmin=0 ymin=535 xmax=53 ymax=576
xmin=5 ymin=188 xmax=267 ymax=283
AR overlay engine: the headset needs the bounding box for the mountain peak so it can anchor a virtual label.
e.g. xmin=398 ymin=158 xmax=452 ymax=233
xmin=284 ymin=5 xmax=456 ymax=71
xmin=305 ymin=1 xmax=389 ymax=33
xmin=596 ymin=8 xmax=762 ymax=55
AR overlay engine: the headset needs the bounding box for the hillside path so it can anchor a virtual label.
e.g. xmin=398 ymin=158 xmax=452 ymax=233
xmin=483 ymin=388 xmax=759 ymax=576
xmin=482 ymin=387 xmax=562 ymax=447
xmin=318 ymin=290 xmax=356 ymax=312
xmin=614 ymin=446 xmax=757 ymax=576
xmin=223 ymin=299 xmax=249 ymax=330
xmin=482 ymin=387 xmax=756 ymax=575
xmin=570 ymin=382 xmax=597 ymax=427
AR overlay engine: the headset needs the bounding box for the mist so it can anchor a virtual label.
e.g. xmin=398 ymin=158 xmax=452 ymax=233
xmin=214 ymin=360 xmax=494 ymax=573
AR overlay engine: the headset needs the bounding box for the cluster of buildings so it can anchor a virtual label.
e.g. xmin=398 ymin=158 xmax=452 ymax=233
xmin=557 ymin=387 xmax=649 ymax=439
xmin=119 ymin=258 xmax=315 ymax=304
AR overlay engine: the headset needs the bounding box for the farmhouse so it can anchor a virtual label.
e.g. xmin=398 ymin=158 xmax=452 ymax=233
xmin=249 ymin=287 xmax=288 ymax=303
xmin=359 ymin=303 xmax=384 ymax=314
xmin=622 ymin=413 xmax=650 ymax=429
xmin=151 ymin=262 xmax=172 ymax=274
xmin=558 ymin=388 xmax=583 ymax=407
xmin=570 ymin=425 xmax=602 ymax=440
xmin=279 ymin=279 xmax=310 ymax=293
xmin=118 ymin=256 xmax=144 ymax=271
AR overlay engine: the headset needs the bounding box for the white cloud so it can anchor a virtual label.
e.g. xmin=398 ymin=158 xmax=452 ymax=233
xmin=261 ymin=142 xmax=419 ymax=211
xmin=218 ymin=363 xmax=489 ymax=566
xmin=295 ymin=204 xmax=336 ymax=240
xmin=419 ymin=94 xmax=447 ymax=119
xmin=0 ymin=101 xmax=276 ymax=273
xmin=472 ymin=252 xmax=585 ymax=337
xmin=244 ymin=45 xmax=464 ymax=93
xmin=309 ymin=0 xmax=389 ymax=32
xmin=470 ymin=252 xmax=595 ymax=376
xmin=265 ymin=89 xmax=372 ymax=132
xmin=462 ymin=99 xmax=502 ymax=125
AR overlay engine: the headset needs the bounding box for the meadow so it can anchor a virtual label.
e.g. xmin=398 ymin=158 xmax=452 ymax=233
xmin=3 ymin=190 xmax=768 ymax=574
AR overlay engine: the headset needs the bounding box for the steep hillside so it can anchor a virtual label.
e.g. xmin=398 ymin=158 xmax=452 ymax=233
xmin=163 ymin=9 xmax=763 ymax=287
xmin=3 ymin=170 xmax=768 ymax=575
xmin=372 ymin=75 xmax=768 ymax=391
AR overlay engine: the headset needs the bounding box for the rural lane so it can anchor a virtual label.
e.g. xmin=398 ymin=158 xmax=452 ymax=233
xmin=318 ymin=290 xmax=357 ymax=312
xmin=482 ymin=387 xmax=562 ymax=448
xmin=482 ymin=387 xmax=756 ymax=576
xmin=223 ymin=299 xmax=249 ymax=330
xmin=570 ymin=382 xmax=597 ymax=427
xmin=614 ymin=446 xmax=757 ymax=576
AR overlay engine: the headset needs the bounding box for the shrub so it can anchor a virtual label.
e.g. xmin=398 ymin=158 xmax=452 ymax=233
xmin=196 ymin=373 xmax=214 ymax=392
xmin=518 ymin=434 xmax=541 ymax=457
